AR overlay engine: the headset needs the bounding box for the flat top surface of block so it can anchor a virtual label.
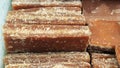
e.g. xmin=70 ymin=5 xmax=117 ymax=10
xmin=12 ymin=0 xmax=82 ymax=6
xmin=6 ymin=7 xmax=85 ymax=25
xmin=8 ymin=7 xmax=82 ymax=16
xmin=4 ymin=24 xmax=91 ymax=38
xmin=90 ymin=20 xmax=120 ymax=49
xmin=12 ymin=0 xmax=82 ymax=10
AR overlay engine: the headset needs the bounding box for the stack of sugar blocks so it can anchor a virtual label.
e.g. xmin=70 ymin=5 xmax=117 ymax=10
xmin=3 ymin=0 xmax=120 ymax=68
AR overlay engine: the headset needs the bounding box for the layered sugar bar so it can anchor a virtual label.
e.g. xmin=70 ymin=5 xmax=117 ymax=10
xmin=5 ymin=62 xmax=90 ymax=68
xmin=3 ymin=23 xmax=91 ymax=53
xmin=92 ymin=53 xmax=118 ymax=68
xmin=4 ymin=52 xmax=90 ymax=68
xmin=4 ymin=52 xmax=90 ymax=65
xmin=115 ymin=45 xmax=120 ymax=66
xmin=88 ymin=20 xmax=120 ymax=53
xmin=8 ymin=7 xmax=82 ymax=16
xmin=12 ymin=0 xmax=82 ymax=10
xmin=7 ymin=7 xmax=85 ymax=25
xmin=82 ymin=0 xmax=120 ymax=21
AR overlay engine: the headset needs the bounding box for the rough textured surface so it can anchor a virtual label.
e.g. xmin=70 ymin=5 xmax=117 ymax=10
xmin=4 ymin=52 xmax=90 ymax=68
xmin=12 ymin=0 xmax=82 ymax=10
xmin=4 ymin=52 xmax=90 ymax=64
xmin=89 ymin=20 xmax=120 ymax=53
xmin=3 ymin=23 xmax=91 ymax=53
xmin=83 ymin=0 xmax=120 ymax=21
xmin=5 ymin=62 xmax=90 ymax=68
xmin=7 ymin=7 xmax=85 ymax=25
xmin=8 ymin=7 xmax=82 ymax=16
xmin=92 ymin=53 xmax=118 ymax=68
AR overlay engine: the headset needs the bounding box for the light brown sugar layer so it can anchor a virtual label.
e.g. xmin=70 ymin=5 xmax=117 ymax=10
xmin=7 ymin=7 xmax=85 ymax=25
xmin=4 ymin=52 xmax=90 ymax=68
xmin=12 ymin=0 xmax=82 ymax=10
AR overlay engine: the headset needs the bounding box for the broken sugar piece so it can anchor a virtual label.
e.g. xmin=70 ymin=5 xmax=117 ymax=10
xmin=82 ymin=0 xmax=120 ymax=21
xmin=4 ymin=52 xmax=90 ymax=65
xmin=83 ymin=0 xmax=120 ymax=15
xmin=92 ymin=53 xmax=118 ymax=68
xmin=7 ymin=7 xmax=85 ymax=25
xmin=8 ymin=7 xmax=82 ymax=16
xmin=89 ymin=20 xmax=120 ymax=53
xmin=115 ymin=45 xmax=120 ymax=66
xmin=5 ymin=62 xmax=90 ymax=68
xmin=4 ymin=52 xmax=91 ymax=68
xmin=12 ymin=0 xmax=82 ymax=10
xmin=3 ymin=23 xmax=91 ymax=53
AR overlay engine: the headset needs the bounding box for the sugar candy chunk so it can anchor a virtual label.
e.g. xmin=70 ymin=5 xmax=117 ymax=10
xmin=82 ymin=0 xmax=120 ymax=21
xmin=89 ymin=20 xmax=120 ymax=53
xmin=7 ymin=7 xmax=85 ymax=25
xmin=5 ymin=62 xmax=90 ymax=68
xmin=12 ymin=0 xmax=82 ymax=10
xmin=92 ymin=53 xmax=118 ymax=68
xmin=4 ymin=52 xmax=90 ymax=65
xmin=4 ymin=52 xmax=91 ymax=68
xmin=8 ymin=7 xmax=82 ymax=16
xmin=115 ymin=45 xmax=120 ymax=66
xmin=3 ymin=23 xmax=91 ymax=53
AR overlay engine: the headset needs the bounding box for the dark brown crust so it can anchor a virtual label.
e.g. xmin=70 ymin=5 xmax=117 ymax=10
xmin=5 ymin=36 xmax=88 ymax=53
xmin=88 ymin=45 xmax=115 ymax=54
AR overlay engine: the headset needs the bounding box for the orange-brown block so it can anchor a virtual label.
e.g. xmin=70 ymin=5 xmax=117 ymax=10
xmin=82 ymin=0 xmax=120 ymax=21
xmin=7 ymin=7 xmax=85 ymax=25
xmin=12 ymin=0 xmax=82 ymax=10
xmin=3 ymin=23 xmax=91 ymax=53
xmin=89 ymin=20 xmax=120 ymax=53
xmin=4 ymin=52 xmax=90 ymax=68
xmin=92 ymin=53 xmax=118 ymax=68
